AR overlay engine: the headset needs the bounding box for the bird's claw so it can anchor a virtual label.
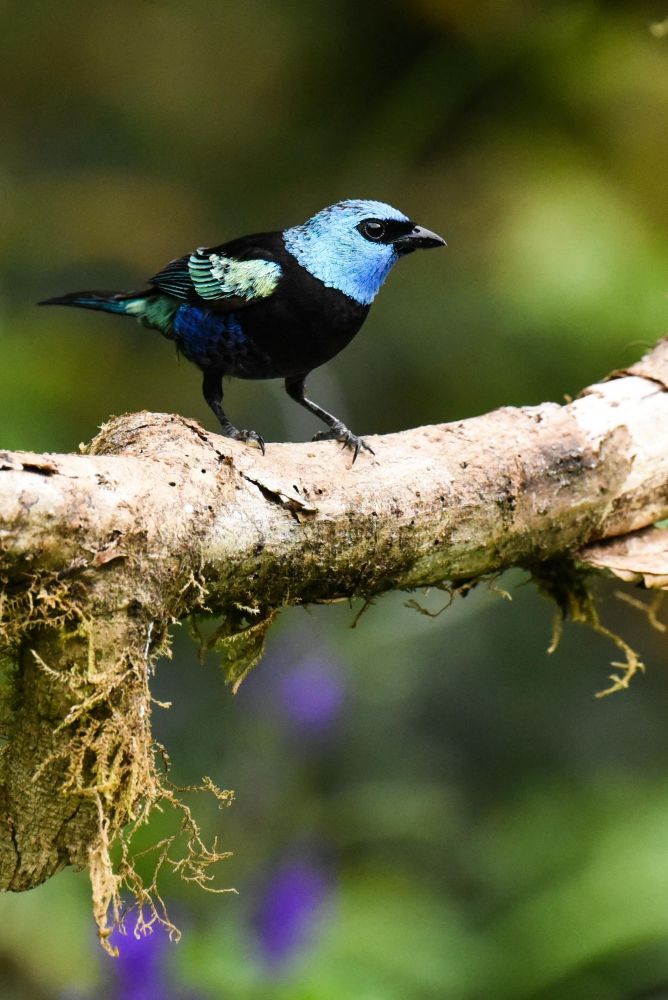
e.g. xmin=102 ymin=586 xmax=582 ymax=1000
xmin=312 ymin=427 xmax=374 ymax=463
xmin=231 ymin=428 xmax=265 ymax=454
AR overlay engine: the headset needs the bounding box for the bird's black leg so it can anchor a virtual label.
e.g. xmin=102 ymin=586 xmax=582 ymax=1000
xmin=202 ymin=369 xmax=265 ymax=454
xmin=284 ymin=374 xmax=374 ymax=462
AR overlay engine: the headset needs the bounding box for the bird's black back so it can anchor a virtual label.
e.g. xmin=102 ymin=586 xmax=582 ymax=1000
xmin=154 ymin=232 xmax=370 ymax=378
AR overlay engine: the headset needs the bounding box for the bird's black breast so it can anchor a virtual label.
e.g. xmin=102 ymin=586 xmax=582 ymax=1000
xmin=210 ymin=233 xmax=370 ymax=378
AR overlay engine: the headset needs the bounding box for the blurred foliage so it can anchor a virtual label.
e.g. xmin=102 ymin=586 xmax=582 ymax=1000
xmin=1 ymin=0 xmax=668 ymax=997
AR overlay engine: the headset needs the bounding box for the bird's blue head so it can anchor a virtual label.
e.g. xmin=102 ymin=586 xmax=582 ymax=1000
xmin=283 ymin=199 xmax=445 ymax=306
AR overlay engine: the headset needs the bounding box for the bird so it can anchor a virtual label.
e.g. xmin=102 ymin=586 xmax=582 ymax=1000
xmin=39 ymin=199 xmax=445 ymax=460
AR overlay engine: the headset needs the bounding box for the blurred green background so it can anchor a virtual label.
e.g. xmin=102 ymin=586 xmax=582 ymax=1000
xmin=2 ymin=1 xmax=668 ymax=997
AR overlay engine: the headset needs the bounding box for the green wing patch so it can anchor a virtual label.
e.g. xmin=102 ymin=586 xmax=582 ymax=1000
xmin=189 ymin=251 xmax=282 ymax=302
xmin=150 ymin=249 xmax=282 ymax=306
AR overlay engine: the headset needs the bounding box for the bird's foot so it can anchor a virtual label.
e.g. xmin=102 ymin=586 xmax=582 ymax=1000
xmin=312 ymin=424 xmax=374 ymax=463
xmin=225 ymin=426 xmax=266 ymax=454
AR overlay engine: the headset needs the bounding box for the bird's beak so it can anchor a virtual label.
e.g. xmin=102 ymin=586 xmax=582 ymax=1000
xmin=393 ymin=225 xmax=447 ymax=255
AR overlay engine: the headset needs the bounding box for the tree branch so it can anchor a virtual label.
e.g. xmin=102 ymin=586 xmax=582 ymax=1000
xmin=1 ymin=337 xmax=668 ymax=943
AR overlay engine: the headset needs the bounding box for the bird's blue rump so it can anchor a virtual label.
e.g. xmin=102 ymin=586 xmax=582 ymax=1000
xmin=172 ymin=305 xmax=277 ymax=378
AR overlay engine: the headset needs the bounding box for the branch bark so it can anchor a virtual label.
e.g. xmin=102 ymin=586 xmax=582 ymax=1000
xmin=1 ymin=337 xmax=668 ymax=937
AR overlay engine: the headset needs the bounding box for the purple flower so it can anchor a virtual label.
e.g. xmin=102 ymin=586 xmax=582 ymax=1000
xmin=252 ymin=855 xmax=333 ymax=971
xmin=240 ymin=633 xmax=347 ymax=739
xmin=278 ymin=655 xmax=346 ymax=735
xmin=104 ymin=918 xmax=194 ymax=1000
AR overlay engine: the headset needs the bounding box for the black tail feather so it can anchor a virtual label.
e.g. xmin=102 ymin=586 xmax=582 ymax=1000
xmin=38 ymin=290 xmax=150 ymax=315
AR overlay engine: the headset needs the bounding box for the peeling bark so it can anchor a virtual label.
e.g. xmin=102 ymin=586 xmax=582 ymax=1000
xmin=581 ymin=526 xmax=668 ymax=589
xmin=1 ymin=337 xmax=668 ymax=933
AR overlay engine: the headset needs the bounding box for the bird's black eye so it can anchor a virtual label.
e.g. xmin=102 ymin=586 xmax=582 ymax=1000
xmin=358 ymin=219 xmax=386 ymax=242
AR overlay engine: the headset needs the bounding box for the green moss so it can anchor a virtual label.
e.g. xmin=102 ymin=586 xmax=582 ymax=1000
xmin=531 ymin=559 xmax=645 ymax=697
xmin=191 ymin=605 xmax=278 ymax=693
xmin=0 ymin=565 xmax=233 ymax=955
